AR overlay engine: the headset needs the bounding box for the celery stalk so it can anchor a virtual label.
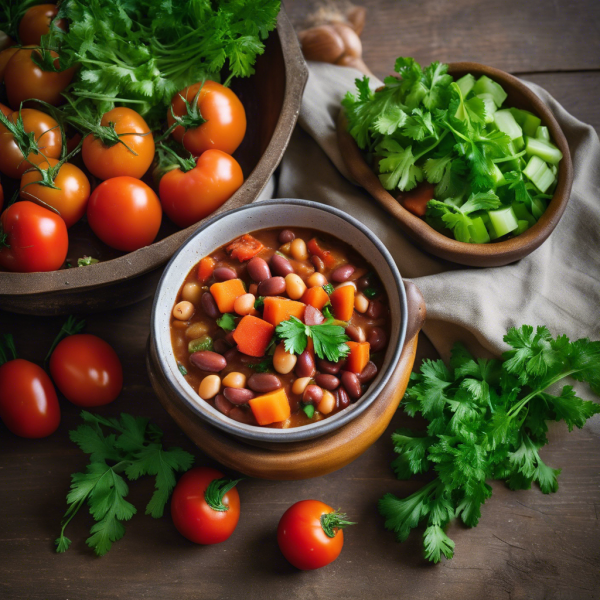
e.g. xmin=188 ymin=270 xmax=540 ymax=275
xmin=536 ymin=126 xmax=550 ymax=141
xmin=456 ymin=74 xmax=476 ymax=98
xmin=472 ymin=76 xmax=508 ymax=107
xmin=468 ymin=217 xmax=491 ymax=243
xmin=488 ymin=207 xmax=519 ymax=237
xmin=525 ymin=136 xmax=563 ymax=164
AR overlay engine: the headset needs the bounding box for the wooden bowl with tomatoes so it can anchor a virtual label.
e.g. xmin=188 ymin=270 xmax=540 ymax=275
xmin=0 ymin=8 xmax=308 ymax=315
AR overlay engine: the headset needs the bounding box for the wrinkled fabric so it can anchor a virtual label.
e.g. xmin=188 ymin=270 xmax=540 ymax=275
xmin=265 ymin=61 xmax=599 ymax=368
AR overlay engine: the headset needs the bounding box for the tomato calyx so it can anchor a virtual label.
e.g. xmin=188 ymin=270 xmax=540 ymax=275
xmin=0 ymin=106 xmax=52 ymax=163
xmin=30 ymin=44 xmax=70 ymax=74
xmin=44 ymin=315 xmax=86 ymax=365
xmin=0 ymin=334 xmax=18 ymax=366
xmin=204 ymin=477 xmax=243 ymax=512
xmin=170 ymin=84 xmax=207 ymax=131
xmin=153 ymin=141 xmax=196 ymax=182
xmin=319 ymin=510 xmax=356 ymax=538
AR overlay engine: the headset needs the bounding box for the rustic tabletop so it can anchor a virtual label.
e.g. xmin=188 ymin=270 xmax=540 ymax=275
xmin=1 ymin=1 xmax=599 ymax=599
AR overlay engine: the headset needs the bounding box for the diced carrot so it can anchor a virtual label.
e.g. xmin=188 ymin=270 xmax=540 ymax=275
xmin=301 ymin=286 xmax=330 ymax=310
xmin=226 ymin=234 xmax=264 ymax=262
xmin=262 ymin=296 xmax=306 ymax=326
xmin=346 ymin=341 xmax=370 ymax=374
xmin=197 ymin=257 xmax=215 ymax=283
xmin=232 ymin=315 xmax=275 ymax=357
xmin=400 ymin=183 xmax=435 ymax=217
xmin=330 ymin=285 xmax=355 ymax=321
xmin=307 ymin=238 xmax=337 ymax=268
xmin=210 ymin=279 xmax=246 ymax=313
xmin=249 ymin=388 xmax=291 ymax=425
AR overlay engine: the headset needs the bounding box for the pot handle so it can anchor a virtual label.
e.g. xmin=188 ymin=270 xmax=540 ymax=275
xmin=403 ymin=280 xmax=426 ymax=342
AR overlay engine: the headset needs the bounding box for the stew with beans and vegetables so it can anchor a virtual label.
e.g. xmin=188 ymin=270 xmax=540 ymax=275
xmin=170 ymin=228 xmax=390 ymax=428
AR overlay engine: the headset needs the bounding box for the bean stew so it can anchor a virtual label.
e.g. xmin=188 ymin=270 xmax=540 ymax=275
xmin=170 ymin=228 xmax=390 ymax=428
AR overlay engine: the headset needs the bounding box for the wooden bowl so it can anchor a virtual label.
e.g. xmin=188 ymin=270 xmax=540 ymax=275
xmin=337 ymin=62 xmax=574 ymax=267
xmin=147 ymin=281 xmax=426 ymax=480
xmin=0 ymin=9 xmax=308 ymax=316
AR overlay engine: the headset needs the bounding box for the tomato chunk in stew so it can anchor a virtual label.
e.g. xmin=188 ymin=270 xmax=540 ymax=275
xmin=170 ymin=228 xmax=391 ymax=428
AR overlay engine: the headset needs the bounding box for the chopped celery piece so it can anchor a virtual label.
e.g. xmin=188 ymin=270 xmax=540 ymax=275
xmin=516 ymin=219 xmax=530 ymax=235
xmin=456 ymin=73 xmax=476 ymax=98
xmin=535 ymin=169 xmax=555 ymax=194
xmin=488 ymin=206 xmax=518 ymax=237
xmin=522 ymin=112 xmax=542 ymax=137
xmin=512 ymin=202 xmax=537 ymax=226
xmin=472 ymin=75 xmax=507 ymax=107
xmin=536 ymin=125 xmax=550 ymax=141
xmin=523 ymin=155 xmax=555 ymax=193
xmin=492 ymin=163 xmax=507 ymax=186
xmin=468 ymin=216 xmax=491 ymax=243
xmin=494 ymin=110 xmax=524 ymax=149
xmin=532 ymin=197 xmax=547 ymax=219
xmin=476 ymin=93 xmax=498 ymax=123
xmin=525 ymin=136 xmax=563 ymax=164
xmin=550 ymin=164 xmax=558 ymax=176
xmin=509 ymin=108 xmax=527 ymax=125
xmin=188 ymin=335 xmax=213 ymax=353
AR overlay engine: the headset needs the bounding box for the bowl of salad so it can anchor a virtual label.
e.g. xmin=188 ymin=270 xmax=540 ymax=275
xmin=337 ymin=58 xmax=573 ymax=267
xmin=0 ymin=1 xmax=308 ymax=315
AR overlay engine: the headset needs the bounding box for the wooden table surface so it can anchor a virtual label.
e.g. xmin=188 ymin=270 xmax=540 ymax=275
xmin=1 ymin=2 xmax=599 ymax=599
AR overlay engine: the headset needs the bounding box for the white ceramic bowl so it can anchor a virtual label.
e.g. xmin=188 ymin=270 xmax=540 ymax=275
xmin=150 ymin=199 xmax=407 ymax=442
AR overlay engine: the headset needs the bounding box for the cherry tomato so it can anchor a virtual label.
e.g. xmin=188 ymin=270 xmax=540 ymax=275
xmin=159 ymin=150 xmax=243 ymax=228
xmin=0 ymin=201 xmax=68 ymax=272
xmin=0 ymin=47 xmax=18 ymax=83
xmin=87 ymin=176 xmax=162 ymax=252
xmin=82 ymin=107 xmax=155 ymax=180
xmin=0 ymin=108 xmax=62 ymax=179
xmin=0 ymin=102 xmax=11 ymax=117
xmin=4 ymin=46 xmax=74 ymax=109
xmin=171 ymin=467 xmax=240 ymax=545
xmin=18 ymin=4 xmax=63 ymax=46
xmin=277 ymin=500 xmax=352 ymax=570
xmin=0 ymin=358 xmax=60 ymax=438
xmin=167 ymin=81 xmax=246 ymax=156
xmin=49 ymin=334 xmax=123 ymax=407
xmin=20 ymin=158 xmax=90 ymax=228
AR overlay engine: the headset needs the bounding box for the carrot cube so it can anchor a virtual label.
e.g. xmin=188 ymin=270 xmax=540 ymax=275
xmin=210 ymin=279 xmax=246 ymax=313
xmin=232 ymin=315 xmax=274 ymax=357
xmin=346 ymin=341 xmax=370 ymax=374
xmin=226 ymin=234 xmax=264 ymax=262
xmin=301 ymin=286 xmax=330 ymax=310
xmin=262 ymin=296 xmax=306 ymax=326
xmin=249 ymin=388 xmax=291 ymax=425
xmin=330 ymin=285 xmax=355 ymax=321
xmin=197 ymin=257 xmax=215 ymax=283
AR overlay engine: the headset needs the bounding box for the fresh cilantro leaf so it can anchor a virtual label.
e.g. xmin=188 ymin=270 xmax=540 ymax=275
xmin=249 ymin=357 xmax=273 ymax=373
xmin=216 ymin=313 xmax=236 ymax=331
xmin=423 ymin=525 xmax=455 ymax=563
xmin=421 ymin=61 xmax=453 ymax=110
xmin=541 ymin=386 xmax=600 ymax=431
xmin=377 ymin=140 xmax=423 ymax=192
xmin=390 ymin=429 xmax=434 ymax=479
xmin=373 ymin=104 xmax=409 ymax=136
xmin=403 ymin=108 xmax=437 ymax=141
xmin=322 ymin=283 xmax=334 ymax=295
xmin=276 ymin=317 xmax=308 ymax=356
xmin=254 ymin=296 xmax=265 ymax=310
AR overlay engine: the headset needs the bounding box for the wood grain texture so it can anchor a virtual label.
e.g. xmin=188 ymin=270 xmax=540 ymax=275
xmin=1 ymin=1 xmax=599 ymax=598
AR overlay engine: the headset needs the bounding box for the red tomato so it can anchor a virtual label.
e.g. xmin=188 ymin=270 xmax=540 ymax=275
xmin=0 ymin=201 xmax=68 ymax=272
xmin=159 ymin=150 xmax=243 ymax=228
xmin=87 ymin=176 xmax=162 ymax=252
xmin=0 ymin=358 xmax=60 ymax=438
xmin=0 ymin=47 xmax=18 ymax=83
xmin=18 ymin=4 xmax=62 ymax=46
xmin=167 ymin=81 xmax=246 ymax=156
xmin=49 ymin=334 xmax=123 ymax=407
xmin=171 ymin=467 xmax=240 ymax=545
xmin=20 ymin=158 xmax=90 ymax=228
xmin=82 ymin=107 xmax=155 ymax=180
xmin=0 ymin=108 xmax=62 ymax=179
xmin=4 ymin=46 xmax=74 ymax=109
xmin=277 ymin=500 xmax=351 ymax=570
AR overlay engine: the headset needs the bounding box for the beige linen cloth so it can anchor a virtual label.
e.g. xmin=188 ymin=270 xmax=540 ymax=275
xmin=263 ymin=62 xmax=600 ymax=378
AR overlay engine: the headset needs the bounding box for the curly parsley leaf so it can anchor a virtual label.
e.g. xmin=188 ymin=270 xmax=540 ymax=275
xmin=216 ymin=313 xmax=237 ymax=332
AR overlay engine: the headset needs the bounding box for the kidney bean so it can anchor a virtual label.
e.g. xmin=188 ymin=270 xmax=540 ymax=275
xmin=295 ymin=349 xmax=315 ymax=378
xmin=214 ymin=394 xmax=234 ymax=417
xmin=223 ymin=387 xmax=256 ymax=405
xmin=345 ymin=325 xmax=366 ymax=343
xmin=337 ymin=386 xmax=350 ymax=409
xmin=331 ymin=264 xmax=355 ymax=282
xmin=310 ymin=255 xmax=325 ymax=273
xmin=258 ymin=276 xmax=286 ymax=296
xmin=229 ymin=407 xmax=257 ymax=425
xmin=341 ymin=371 xmax=362 ymax=399
xmin=303 ymin=385 xmax=323 ymax=405
xmin=213 ymin=266 xmax=237 ymax=281
xmin=304 ymin=305 xmax=324 ymax=326
xmin=366 ymin=300 xmax=385 ymax=319
xmin=357 ymin=361 xmax=378 ymax=383
xmin=201 ymin=292 xmax=220 ymax=319
xmin=190 ymin=351 xmax=227 ymax=372
xmin=278 ymin=229 xmax=295 ymax=244
xmin=247 ymin=257 xmax=271 ymax=282
xmin=314 ymin=374 xmax=339 ymax=390
xmin=247 ymin=373 xmax=282 ymax=393
xmin=224 ymin=331 xmax=236 ymax=345
xmin=269 ymin=254 xmax=294 ymax=277
xmin=318 ymin=359 xmax=340 ymax=374
xmin=367 ymin=327 xmax=388 ymax=352
xmin=213 ymin=339 xmax=230 ymax=354
xmin=223 ymin=347 xmax=240 ymax=363
xmin=356 ymin=275 xmax=371 ymax=289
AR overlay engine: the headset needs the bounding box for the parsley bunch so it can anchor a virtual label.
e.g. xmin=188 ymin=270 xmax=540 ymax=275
xmin=379 ymin=325 xmax=600 ymax=563
xmin=56 ymin=411 xmax=194 ymax=556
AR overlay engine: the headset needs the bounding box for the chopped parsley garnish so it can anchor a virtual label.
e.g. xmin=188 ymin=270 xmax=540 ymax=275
xmin=302 ymin=404 xmax=315 ymax=419
xmin=363 ymin=287 xmax=378 ymax=299
xmin=216 ymin=313 xmax=236 ymax=331
xmin=254 ymin=296 xmax=265 ymax=310
xmin=322 ymin=283 xmax=334 ymax=295
xmin=248 ymin=357 xmax=273 ymax=373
